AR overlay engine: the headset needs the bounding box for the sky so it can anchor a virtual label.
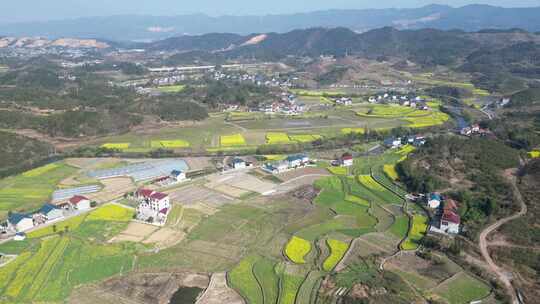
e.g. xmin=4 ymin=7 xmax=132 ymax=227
xmin=2 ymin=0 xmax=540 ymax=23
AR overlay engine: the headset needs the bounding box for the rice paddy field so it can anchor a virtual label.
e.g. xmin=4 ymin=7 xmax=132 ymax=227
xmin=0 ymin=161 xmax=77 ymax=219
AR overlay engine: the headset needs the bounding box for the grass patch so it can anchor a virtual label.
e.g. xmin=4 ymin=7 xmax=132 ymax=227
xmin=264 ymin=154 xmax=287 ymax=161
xmin=253 ymin=257 xmax=279 ymax=304
xmin=157 ymin=85 xmax=185 ymax=93
xmin=220 ymin=134 xmax=247 ymax=146
xmin=284 ymin=236 xmax=312 ymax=264
xmin=22 ymin=163 xmax=59 ymax=177
xmin=27 ymin=214 xmax=87 ymax=238
xmin=328 ymin=166 xmax=348 ymax=175
xmin=323 ymin=239 xmax=349 ymax=271
xmin=341 ymin=128 xmax=364 ymax=134
xmin=432 ymin=272 xmax=491 ymax=304
xmin=401 ymin=215 xmax=428 ymax=250
xmin=289 ymin=134 xmax=322 ymax=143
xmin=150 ymin=140 xmax=190 ymax=148
xmin=278 ymin=271 xmax=305 ymax=304
xmin=229 ymin=255 xmax=263 ymax=304
xmin=0 ymin=162 xmax=77 ymax=218
xmin=389 ymin=215 xmax=409 ymax=239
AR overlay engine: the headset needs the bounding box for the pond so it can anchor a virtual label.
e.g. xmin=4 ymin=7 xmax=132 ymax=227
xmin=169 ymin=287 xmax=204 ymax=304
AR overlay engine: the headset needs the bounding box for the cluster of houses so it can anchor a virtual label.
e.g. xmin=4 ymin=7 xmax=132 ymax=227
xmin=368 ymin=94 xmax=430 ymax=110
xmin=460 ymin=124 xmax=489 ymax=137
xmin=152 ymin=169 xmax=187 ymax=187
xmin=133 ymin=189 xmax=171 ymax=225
xmin=427 ymin=193 xmax=461 ymax=235
xmin=263 ymin=154 xmax=311 ymax=174
xmin=333 ymin=97 xmax=353 ymax=106
xmin=2 ymin=195 xmax=92 ymax=237
xmin=254 ymin=93 xmax=307 ymax=115
xmin=383 ymin=135 xmax=426 ymax=149
xmin=212 ymin=71 xmax=293 ymax=88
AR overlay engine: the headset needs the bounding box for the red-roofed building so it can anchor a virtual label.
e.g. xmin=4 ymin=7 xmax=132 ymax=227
xmin=69 ymin=195 xmax=91 ymax=210
xmin=440 ymin=199 xmax=460 ymax=234
xmin=341 ymin=153 xmax=354 ymax=167
xmin=135 ymin=189 xmax=170 ymax=225
xmin=136 ymin=188 xmax=154 ymax=199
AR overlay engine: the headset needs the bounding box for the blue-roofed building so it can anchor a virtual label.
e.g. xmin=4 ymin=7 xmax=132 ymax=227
xmin=34 ymin=203 xmax=64 ymax=224
xmin=170 ymin=169 xmax=186 ymax=181
xmin=8 ymin=213 xmax=34 ymax=232
xmin=232 ymin=158 xmax=247 ymax=170
xmin=428 ymin=193 xmax=442 ymax=209
xmin=286 ymin=154 xmax=309 ymax=168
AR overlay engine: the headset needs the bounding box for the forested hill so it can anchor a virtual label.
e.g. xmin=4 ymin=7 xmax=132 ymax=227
xmin=145 ymin=27 xmax=540 ymax=69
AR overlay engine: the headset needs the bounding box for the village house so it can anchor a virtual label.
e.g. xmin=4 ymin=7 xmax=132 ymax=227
xmin=440 ymin=199 xmax=460 ymax=234
xmin=170 ymin=170 xmax=186 ymax=182
xmin=231 ymin=158 xmax=247 ymax=170
xmin=335 ymin=97 xmax=353 ymax=106
xmin=33 ymin=204 xmax=64 ymax=225
xmin=263 ymin=154 xmax=310 ymax=174
xmin=69 ymin=195 xmax=91 ymax=210
xmin=287 ymin=154 xmax=309 ymax=168
xmin=13 ymin=232 xmax=27 ymax=241
xmin=8 ymin=213 xmax=34 ymax=232
xmin=341 ymin=153 xmax=354 ymax=167
xmin=135 ymin=189 xmax=171 ymax=225
xmin=383 ymin=137 xmax=403 ymax=149
xmin=427 ymin=193 xmax=442 ymax=209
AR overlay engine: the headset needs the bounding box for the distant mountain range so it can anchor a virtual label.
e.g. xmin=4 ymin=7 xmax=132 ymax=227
xmin=2 ymin=4 xmax=540 ymax=41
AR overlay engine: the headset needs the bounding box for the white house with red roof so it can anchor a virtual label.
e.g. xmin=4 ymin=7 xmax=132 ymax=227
xmin=69 ymin=195 xmax=91 ymax=210
xmin=341 ymin=153 xmax=354 ymax=167
xmin=134 ymin=188 xmax=170 ymax=225
xmin=440 ymin=199 xmax=460 ymax=234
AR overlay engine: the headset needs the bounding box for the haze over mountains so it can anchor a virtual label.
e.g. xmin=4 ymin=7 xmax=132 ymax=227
xmin=2 ymin=4 xmax=540 ymax=41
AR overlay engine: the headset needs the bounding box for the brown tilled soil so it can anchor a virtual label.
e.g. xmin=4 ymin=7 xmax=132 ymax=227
xmin=69 ymin=272 xmax=209 ymax=304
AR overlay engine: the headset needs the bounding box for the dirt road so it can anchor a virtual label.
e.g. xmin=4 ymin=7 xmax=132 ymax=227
xmin=478 ymin=171 xmax=527 ymax=304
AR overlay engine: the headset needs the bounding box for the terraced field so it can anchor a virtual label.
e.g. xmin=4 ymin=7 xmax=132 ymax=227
xmin=0 ymin=204 xmax=136 ymax=303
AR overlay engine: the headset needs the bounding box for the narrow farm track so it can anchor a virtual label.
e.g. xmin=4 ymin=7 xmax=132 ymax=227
xmin=478 ymin=172 xmax=527 ymax=304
